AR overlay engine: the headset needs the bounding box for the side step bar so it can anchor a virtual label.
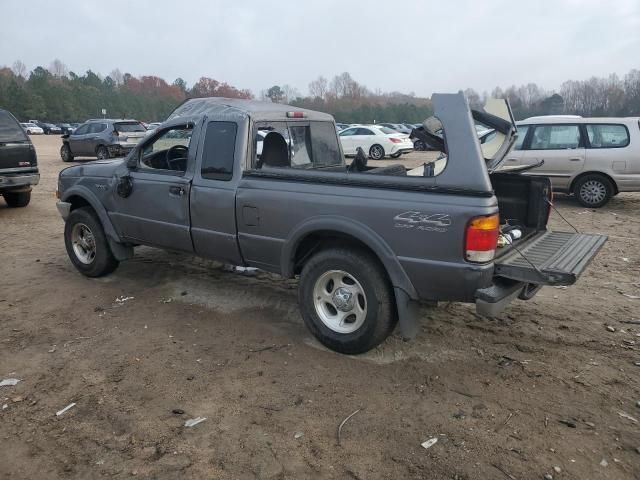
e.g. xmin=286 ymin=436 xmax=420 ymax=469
xmin=494 ymin=231 xmax=607 ymax=286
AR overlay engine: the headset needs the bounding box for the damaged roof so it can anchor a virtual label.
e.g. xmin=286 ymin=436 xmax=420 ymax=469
xmin=167 ymin=97 xmax=335 ymax=123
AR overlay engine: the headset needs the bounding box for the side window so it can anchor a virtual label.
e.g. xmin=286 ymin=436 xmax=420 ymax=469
xmin=200 ymin=121 xmax=237 ymax=181
xmin=339 ymin=128 xmax=357 ymax=137
xmin=513 ymin=125 xmax=529 ymax=150
xmin=88 ymin=123 xmax=106 ymax=134
xmin=74 ymin=124 xmax=90 ymax=135
xmin=586 ymin=124 xmax=629 ymax=148
xmin=530 ymin=125 xmax=580 ymax=150
xmin=356 ymin=128 xmax=375 ymax=135
xmin=140 ymin=125 xmax=192 ymax=172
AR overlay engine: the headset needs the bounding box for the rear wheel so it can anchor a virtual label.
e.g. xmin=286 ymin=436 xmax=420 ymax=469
xmin=298 ymin=248 xmax=396 ymax=354
xmin=96 ymin=146 xmax=109 ymax=160
xmin=573 ymin=174 xmax=613 ymax=208
xmin=60 ymin=143 xmax=73 ymax=162
xmin=3 ymin=191 xmax=31 ymax=208
xmin=64 ymin=207 xmax=119 ymax=277
xmin=369 ymin=144 xmax=385 ymax=160
xmin=414 ymin=140 xmax=426 ymax=151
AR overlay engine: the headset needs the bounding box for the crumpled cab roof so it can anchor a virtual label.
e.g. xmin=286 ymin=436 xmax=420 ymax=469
xmin=167 ymin=97 xmax=335 ymax=123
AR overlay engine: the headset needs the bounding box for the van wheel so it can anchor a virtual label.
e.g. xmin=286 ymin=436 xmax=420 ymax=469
xmin=60 ymin=144 xmax=73 ymax=162
xmin=298 ymin=248 xmax=396 ymax=354
xmin=64 ymin=207 xmax=119 ymax=277
xmin=369 ymin=144 xmax=385 ymax=160
xmin=3 ymin=191 xmax=31 ymax=208
xmin=573 ymin=174 xmax=613 ymax=208
xmin=96 ymin=146 xmax=109 ymax=160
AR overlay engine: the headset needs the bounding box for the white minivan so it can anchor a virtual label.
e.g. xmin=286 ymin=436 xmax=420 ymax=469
xmin=503 ymin=116 xmax=640 ymax=207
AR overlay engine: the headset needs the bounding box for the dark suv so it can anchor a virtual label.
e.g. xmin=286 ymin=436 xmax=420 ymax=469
xmin=60 ymin=119 xmax=147 ymax=161
xmin=0 ymin=109 xmax=39 ymax=207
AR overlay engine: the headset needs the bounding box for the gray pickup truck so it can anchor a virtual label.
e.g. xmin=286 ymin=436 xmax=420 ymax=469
xmin=56 ymin=93 xmax=606 ymax=354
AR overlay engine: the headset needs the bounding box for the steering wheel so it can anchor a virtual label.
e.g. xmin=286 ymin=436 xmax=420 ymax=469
xmin=166 ymin=145 xmax=188 ymax=169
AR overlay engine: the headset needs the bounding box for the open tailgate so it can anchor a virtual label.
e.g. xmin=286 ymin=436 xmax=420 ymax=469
xmin=494 ymin=231 xmax=606 ymax=286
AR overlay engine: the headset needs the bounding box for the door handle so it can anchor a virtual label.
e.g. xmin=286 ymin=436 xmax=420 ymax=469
xmin=506 ymin=158 xmax=518 ymax=162
xmin=569 ymin=158 xmax=582 ymax=162
xmin=169 ymin=186 xmax=185 ymax=196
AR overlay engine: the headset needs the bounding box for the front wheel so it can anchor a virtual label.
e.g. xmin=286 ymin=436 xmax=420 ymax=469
xmin=298 ymin=248 xmax=397 ymax=354
xmin=64 ymin=207 xmax=119 ymax=277
xmin=60 ymin=144 xmax=73 ymax=162
xmin=573 ymin=174 xmax=613 ymax=208
xmin=369 ymin=144 xmax=385 ymax=160
xmin=3 ymin=191 xmax=31 ymax=208
xmin=96 ymin=146 xmax=109 ymax=160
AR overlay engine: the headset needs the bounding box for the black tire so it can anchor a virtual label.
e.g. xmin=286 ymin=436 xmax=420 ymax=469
xmin=369 ymin=144 xmax=385 ymax=160
xmin=64 ymin=207 xmax=119 ymax=277
xmin=573 ymin=174 xmax=613 ymax=208
xmin=390 ymin=152 xmax=402 ymax=159
xmin=414 ymin=140 xmax=426 ymax=151
xmin=298 ymin=247 xmax=397 ymax=354
xmin=60 ymin=143 xmax=74 ymax=162
xmin=3 ymin=191 xmax=31 ymax=208
xmin=96 ymin=146 xmax=109 ymax=160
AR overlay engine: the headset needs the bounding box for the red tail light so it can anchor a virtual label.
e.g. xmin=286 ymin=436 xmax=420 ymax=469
xmin=286 ymin=111 xmax=306 ymax=118
xmin=389 ymin=137 xmax=402 ymax=143
xmin=465 ymin=214 xmax=500 ymax=263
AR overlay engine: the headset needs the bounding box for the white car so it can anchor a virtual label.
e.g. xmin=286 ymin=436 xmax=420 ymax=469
xmin=20 ymin=122 xmax=44 ymax=135
xmin=339 ymin=125 xmax=414 ymax=159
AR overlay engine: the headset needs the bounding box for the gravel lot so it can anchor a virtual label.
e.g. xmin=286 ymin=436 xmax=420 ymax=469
xmin=1 ymin=135 xmax=639 ymax=479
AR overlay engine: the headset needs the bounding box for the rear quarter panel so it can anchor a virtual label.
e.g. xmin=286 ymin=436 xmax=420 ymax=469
xmin=236 ymin=177 xmax=498 ymax=302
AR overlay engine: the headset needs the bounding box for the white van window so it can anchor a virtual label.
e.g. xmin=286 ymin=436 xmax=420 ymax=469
xmin=530 ymin=125 xmax=580 ymax=150
xmin=586 ymin=124 xmax=629 ymax=148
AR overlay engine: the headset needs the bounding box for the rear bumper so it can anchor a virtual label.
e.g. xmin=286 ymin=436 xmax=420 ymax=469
xmin=0 ymin=173 xmax=40 ymax=190
xmin=475 ymin=279 xmax=526 ymax=317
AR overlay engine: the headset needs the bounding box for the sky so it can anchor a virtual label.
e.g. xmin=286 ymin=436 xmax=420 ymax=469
xmin=1 ymin=0 xmax=639 ymax=98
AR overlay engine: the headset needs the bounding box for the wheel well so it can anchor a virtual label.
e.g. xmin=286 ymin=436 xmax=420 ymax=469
xmin=293 ymin=231 xmax=387 ymax=278
xmin=570 ymin=171 xmax=618 ymax=195
xmin=67 ymin=195 xmax=92 ymax=212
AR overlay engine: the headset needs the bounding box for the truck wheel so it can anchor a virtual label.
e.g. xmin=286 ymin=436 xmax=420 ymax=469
xmin=573 ymin=174 xmax=613 ymax=208
xmin=298 ymin=248 xmax=396 ymax=354
xmin=96 ymin=146 xmax=109 ymax=160
xmin=3 ymin=191 xmax=31 ymax=208
xmin=369 ymin=144 xmax=385 ymax=160
xmin=60 ymin=144 xmax=74 ymax=162
xmin=64 ymin=207 xmax=119 ymax=277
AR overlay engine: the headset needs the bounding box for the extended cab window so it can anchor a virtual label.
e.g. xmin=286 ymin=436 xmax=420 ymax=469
xmin=140 ymin=125 xmax=192 ymax=172
xmin=254 ymin=121 xmax=342 ymax=170
xmin=201 ymin=121 xmax=237 ymax=181
xmin=586 ymin=124 xmax=629 ymax=148
xmin=530 ymin=125 xmax=580 ymax=150
xmin=0 ymin=110 xmax=28 ymax=142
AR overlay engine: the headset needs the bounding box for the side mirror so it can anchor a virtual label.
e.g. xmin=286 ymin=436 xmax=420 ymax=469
xmin=126 ymin=153 xmax=138 ymax=169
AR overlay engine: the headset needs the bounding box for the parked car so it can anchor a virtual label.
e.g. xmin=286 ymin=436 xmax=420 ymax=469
xmin=38 ymin=122 xmax=63 ymax=135
xmin=55 ymin=94 xmax=606 ymax=354
xmin=58 ymin=123 xmax=76 ymax=135
xmin=1 ymin=109 xmax=39 ymax=207
xmin=378 ymin=123 xmax=412 ymax=135
xmin=20 ymin=122 xmax=44 ymax=135
xmin=335 ymin=123 xmax=350 ymax=131
xmin=502 ymin=116 xmax=640 ymax=207
xmin=339 ymin=125 xmax=413 ymax=159
xmin=60 ymin=119 xmax=147 ymax=161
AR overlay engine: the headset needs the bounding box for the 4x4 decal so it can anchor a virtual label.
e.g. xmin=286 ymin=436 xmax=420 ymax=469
xmin=394 ymin=211 xmax=451 ymax=232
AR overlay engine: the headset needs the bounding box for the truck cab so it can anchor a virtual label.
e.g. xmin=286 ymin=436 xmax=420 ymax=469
xmin=56 ymin=95 xmax=606 ymax=354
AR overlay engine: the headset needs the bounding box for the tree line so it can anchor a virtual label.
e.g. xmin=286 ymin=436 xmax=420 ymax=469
xmin=1 ymin=59 xmax=640 ymax=123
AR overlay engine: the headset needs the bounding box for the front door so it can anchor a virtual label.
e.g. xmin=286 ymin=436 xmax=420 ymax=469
xmin=108 ymin=124 xmax=195 ymax=252
xmin=521 ymin=124 xmax=585 ymax=190
xmin=68 ymin=123 xmax=91 ymax=156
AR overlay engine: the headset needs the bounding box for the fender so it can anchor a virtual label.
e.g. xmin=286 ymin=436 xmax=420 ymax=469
xmin=281 ymin=216 xmax=420 ymax=339
xmin=281 ymin=215 xmax=419 ymax=300
xmin=61 ymin=185 xmax=121 ymax=242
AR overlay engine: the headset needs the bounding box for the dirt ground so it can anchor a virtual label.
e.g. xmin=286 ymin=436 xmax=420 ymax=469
xmin=1 ymin=135 xmax=639 ymax=480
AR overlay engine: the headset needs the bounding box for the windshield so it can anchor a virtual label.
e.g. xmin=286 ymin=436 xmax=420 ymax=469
xmin=0 ymin=111 xmax=29 ymax=142
xmin=115 ymin=122 xmax=146 ymax=133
